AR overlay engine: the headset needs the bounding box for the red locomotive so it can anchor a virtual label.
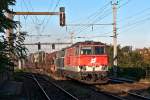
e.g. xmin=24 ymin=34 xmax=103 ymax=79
xmin=26 ymin=41 xmax=109 ymax=84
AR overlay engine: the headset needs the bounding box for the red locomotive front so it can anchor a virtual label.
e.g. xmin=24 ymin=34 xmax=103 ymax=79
xmin=63 ymin=41 xmax=109 ymax=84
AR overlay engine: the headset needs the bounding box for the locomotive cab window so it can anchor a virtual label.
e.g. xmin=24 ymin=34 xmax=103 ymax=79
xmin=80 ymin=47 xmax=92 ymax=55
xmin=94 ymin=46 xmax=105 ymax=54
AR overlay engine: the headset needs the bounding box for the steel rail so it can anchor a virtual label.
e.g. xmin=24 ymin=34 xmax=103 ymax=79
xmin=42 ymin=77 xmax=79 ymax=100
xmin=109 ymin=78 xmax=150 ymax=99
xmin=32 ymin=75 xmax=52 ymax=100
xmin=88 ymin=86 xmax=126 ymax=100
xmin=127 ymin=91 xmax=150 ymax=100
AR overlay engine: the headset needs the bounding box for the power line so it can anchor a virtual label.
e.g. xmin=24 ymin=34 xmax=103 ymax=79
xmin=28 ymin=0 xmax=40 ymax=24
xmin=119 ymin=16 xmax=150 ymax=33
xmin=94 ymin=0 xmax=132 ymax=23
xmin=70 ymin=1 xmax=111 ymax=33
xmin=73 ymin=1 xmax=112 ymax=36
xmin=66 ymin=23 xmax=113 ymax=26
xmin=22 ymin=0 xmax=36 ymax=24
xmin=75 ymin=34 xmax=111 ymax=38
xmin=85 ymin=2 xmax=111 ymax=23
xmin=119 ymin=11 xmax=150 ymax=29
xmin=76 ymin=10 xmax=112 ymax=35
xmin=118 ymin=0 xmax=132 ymax=9
xmin=20 ymin=1 xmax=28 ymax=30
xmin=118 ymin=7 xmax=150 ymax=23
xmin=73 ymin=0 xmax=133 ymax=38
xmin=40 ymin=0 xmax=54 ymax=32
xmin=70 ymin=1 xmax=111 ymax=24
xmin=41 ymin=0 xmax=61 ymax=33
xmin=26 ymin=34 xmax=51 ymax=37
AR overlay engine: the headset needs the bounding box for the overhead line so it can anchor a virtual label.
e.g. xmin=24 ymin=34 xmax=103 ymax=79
xmin=74 ymin=2 xmax=111 ymax=36
xmin=119 ymin=16 xmax=150 ymax=33
xmin=26 ymin=34 xmax=51 ymax=37
xmin=77 ymin=10 xmax=112 ymax=34
xmin=118 ymin=7 xmax=150 ymax=23
xmin=22 ymin=0 xmax=36 ymax=25
xmin=118 ymin=0 xmax=132 ymax=9
xmin=24 ymin=42 xmax=72 ymax=45
xmin=66 ymin=23 xmax=113 ymax=26
xmin=40 ymin=0 xmax=54 ymax=29
xmin=69 ymin=1 xmax=111 ymax=33
xmin=75 ymin=35 xmax=111 ymax=39
xmin=75 ymin=0 xmax=132 ymax=37
xmin=41 ymin=0 xmax=61 ymax=33
xmin=28 ymin=0 xmax=39 ymax=24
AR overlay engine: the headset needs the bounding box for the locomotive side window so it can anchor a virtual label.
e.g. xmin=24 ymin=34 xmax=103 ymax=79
xmin=94 ymin=46 xmax=105 ymax=54
xmin=80 ymin=47 xmax=92 ymax=55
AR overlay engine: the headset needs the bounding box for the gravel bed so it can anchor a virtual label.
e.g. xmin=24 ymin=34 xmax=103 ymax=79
xmin=95 ymin=82 xmax=150 ymax=98
xmin=43 ymin=75 xmax=118 ymax=100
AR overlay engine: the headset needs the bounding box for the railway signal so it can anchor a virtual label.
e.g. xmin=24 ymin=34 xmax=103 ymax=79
xmin=38 ymin=42 xmax=41 ymax=50
xmin=11 ymin=7 xmax=65 ymax=27
xmin=60 ymin=7 xmax=65 ymax=26
xmin=52 ymin=43 xmax=55 ymax=49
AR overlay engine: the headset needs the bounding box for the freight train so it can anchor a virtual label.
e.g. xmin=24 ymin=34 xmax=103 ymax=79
xmin=26 ymin=41 xmax=109 ymax=84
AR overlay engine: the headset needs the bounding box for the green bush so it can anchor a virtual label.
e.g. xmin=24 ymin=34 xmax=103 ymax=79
xmin=117 ymin=67 xmax=146 ymax=80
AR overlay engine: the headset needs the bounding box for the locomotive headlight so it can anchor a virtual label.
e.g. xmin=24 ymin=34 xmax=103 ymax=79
xmin=101 ymin=65 xmax=108 ymax=71
xmin=104 ymin=65 xmax=108 ymax=71
xmin=79 ymin=66 xmax=86 ymax=71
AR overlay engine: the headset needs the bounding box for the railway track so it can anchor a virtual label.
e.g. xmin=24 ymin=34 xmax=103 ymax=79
xmin=20 ymin=72 xmax=78 ymax=100
xmin=32 ymin=74 xmax=79 ymax=100
xmin=94 ymin=84 xmax=150 ymax=100
xmin=122 ymin=90 xmax=150 ymax=100
xmin=86 ymin=86 xmax=126 ymax=100
xmin=108 ymin=78 xmax=150 ymax=99
xmin=47 ymin=76 xmax=125 ymax=100
xmin=26 ymin=73 xmax=124 ymax=100
xmin=20 ymin=72 xmax=150 ymax=100
xmin=93 ymin=86 xmax=150 ymax=100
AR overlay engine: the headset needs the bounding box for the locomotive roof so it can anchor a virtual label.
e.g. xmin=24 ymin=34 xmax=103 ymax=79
xmin=60 ymin=41 xmax=106 ymax=50
xmin=71 ymin=41 xmax=105 ymax=47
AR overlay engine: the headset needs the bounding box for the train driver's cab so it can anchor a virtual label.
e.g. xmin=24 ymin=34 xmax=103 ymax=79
xmin=80 ymin=46 xmax=105 ymax=55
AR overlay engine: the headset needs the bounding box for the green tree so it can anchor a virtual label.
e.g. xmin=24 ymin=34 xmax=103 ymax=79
xmin=0 ymin=0 xmax=16 ymax=71
xmin=0 ymin=0 xmax=27 ymax=71
xmin=0 ymin=0 xmax=17 ymax=32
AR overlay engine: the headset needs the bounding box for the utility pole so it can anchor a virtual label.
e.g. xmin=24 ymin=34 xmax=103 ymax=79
xmin=112 ymin=0 xmax=118 ymax=76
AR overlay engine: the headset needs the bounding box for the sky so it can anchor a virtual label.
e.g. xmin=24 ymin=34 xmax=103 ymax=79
xmin=10 ymin=0 xmax=150 ymax=52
